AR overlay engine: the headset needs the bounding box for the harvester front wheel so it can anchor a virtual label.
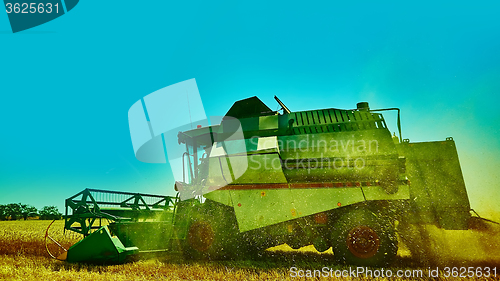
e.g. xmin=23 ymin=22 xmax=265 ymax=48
xmin=332 ymin=208 xmax=397 ymax=267
xmin=183 ymin=216 xmax=224 ymax=260
xmin=187 ymin=221 xmax=215 ymax=254
xmin=182 ymin=201 xmax=241 ymax=260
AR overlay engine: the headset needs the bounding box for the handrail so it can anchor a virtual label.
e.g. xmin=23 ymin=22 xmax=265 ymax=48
xmin=368 ymin=108 xmax=402 ymax=142
xmin=182 ymin=152 xmax=194 ymax=183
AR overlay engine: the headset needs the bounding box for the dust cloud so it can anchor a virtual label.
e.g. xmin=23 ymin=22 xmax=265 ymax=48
xmin=397 ymin=213 xmax=500 ymax=267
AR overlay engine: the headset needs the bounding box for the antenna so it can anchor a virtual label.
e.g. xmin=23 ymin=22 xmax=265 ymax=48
xmin=274 ymin=95 xmax=291 ymax=114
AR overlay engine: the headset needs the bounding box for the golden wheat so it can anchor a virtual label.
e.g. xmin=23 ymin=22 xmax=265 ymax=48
xmin=1 ymin=220 xmax=498 ymax=280
xmin=0 ymin=220 xmax=81 ymax=257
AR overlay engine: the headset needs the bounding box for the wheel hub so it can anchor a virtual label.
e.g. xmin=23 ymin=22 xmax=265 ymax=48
xmin=346 ymin=225 xmax=380 ymax=258
xmin=187 ymin=221 xmax=214 ymax=252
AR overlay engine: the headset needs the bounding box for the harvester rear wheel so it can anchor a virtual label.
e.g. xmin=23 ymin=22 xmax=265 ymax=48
xmin=332 ymin=208 xmax=397 ymax=267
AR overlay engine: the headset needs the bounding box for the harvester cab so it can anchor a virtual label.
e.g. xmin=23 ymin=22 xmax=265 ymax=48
xmin=55 ymin=93 xmax=479 ymax=267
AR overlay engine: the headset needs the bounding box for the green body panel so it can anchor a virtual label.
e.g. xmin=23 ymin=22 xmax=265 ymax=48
xmin=237 ymin=115 xmax=280 ymax=137
xmin=206 ymin=184 xmax=409 ymax=232
xmin=230 ymin=188 xmax=364 ymax=232
xmin=108 ymin=221 xmax=174 ymax=251
xmin=205 ymin=153 xmax=288 ymax=186
xmin=230 ymin=188 xmax=301 ymax=232
xmin=203 ymin=189 xmax=233 ymax=206
xmin=363 ymin=185 xmax=410 ymax=200
xmin=396 ymin=139 xmax=470 ymax=229
xmin=278 ymin=130 xmax=394 ymax=159
xmin=66 ymin=226 xmax=138 ymax=263
xmin=99 ymin=208 xmax=166 ymax=220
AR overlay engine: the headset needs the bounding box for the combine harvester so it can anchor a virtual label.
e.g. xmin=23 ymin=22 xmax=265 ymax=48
xmin=49 ymin=92 xmax=494 ymax=266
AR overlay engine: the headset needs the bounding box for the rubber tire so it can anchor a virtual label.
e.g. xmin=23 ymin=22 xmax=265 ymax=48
xmin=182 ymin=201 xmax=242 ymax=260
xmin=332 ymin=208 xmax=398 ymax=267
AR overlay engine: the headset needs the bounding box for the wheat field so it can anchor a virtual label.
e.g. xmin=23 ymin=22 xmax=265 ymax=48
xmin=1 ymin=220 xmax=499 ymax=280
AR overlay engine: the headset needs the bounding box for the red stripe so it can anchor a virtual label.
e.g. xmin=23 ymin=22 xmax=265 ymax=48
xmin=290 ymin=183 xmax=334 ymax=188
xmin=208 ymin=186 xmax=224 ymax=191
xmin=217 ymin=183 xmax=288 ymax=190
xmin=211 ymin=181 xmax=388 ymax=191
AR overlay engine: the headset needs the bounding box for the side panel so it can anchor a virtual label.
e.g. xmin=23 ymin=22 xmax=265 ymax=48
xmin=363 ymin=185 xmax=410 ymax=200
xmin=230 ymin=187 xmax=366 ymax=232
xmin=396 ymin=139 xmax=470 ymax=229
xmin=108 ymin=222 xmax=173 ymax=250
xmin=206 ymin=184 xmax=410 ymax=232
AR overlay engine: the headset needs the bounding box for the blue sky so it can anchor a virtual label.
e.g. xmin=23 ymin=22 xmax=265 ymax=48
xmin=0 ymin=1 xmax=499 ymax=216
